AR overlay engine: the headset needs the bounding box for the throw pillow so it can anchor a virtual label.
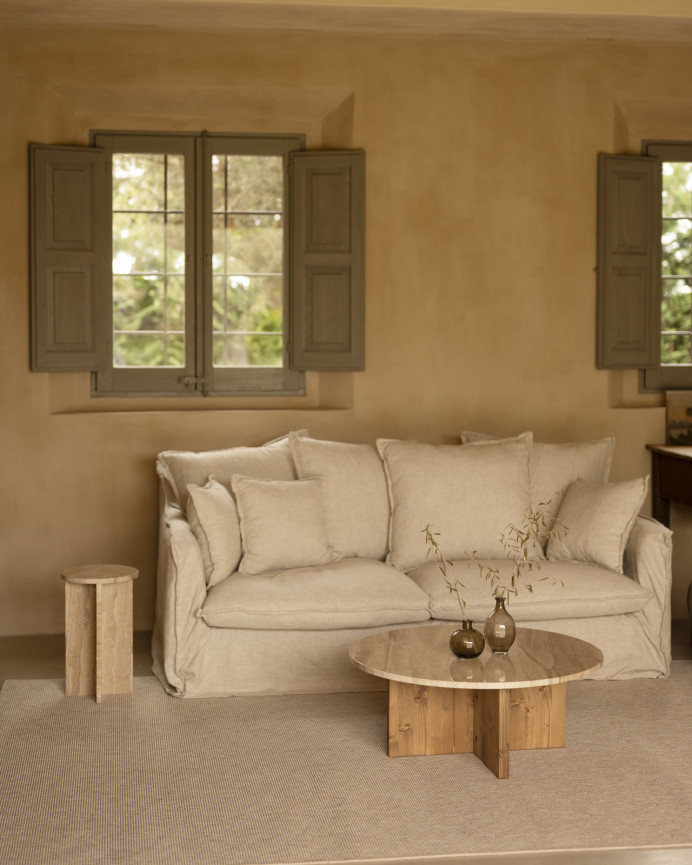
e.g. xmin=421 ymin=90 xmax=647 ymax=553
xmin=546 ymin=476 xmax=649 ymax=573
xmin=290 ymin=434 xmax=390 ymax=560
xmin=377 ymin=433 xmax=532 ymax=572
xmin=461 ymin=431 xmax=615 ymax=523
xmin=186 ymin=478 xmax=242 ymax=587
xmin=231 ymin=475 xmax=342 ymax=576
xmin=157 ymin=430 xmax=308 ymax=507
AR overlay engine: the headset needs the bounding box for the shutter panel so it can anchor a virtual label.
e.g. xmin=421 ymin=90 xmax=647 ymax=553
xmin=289 ymin=150 xmax=365 ymax=371
xmin=596 ymin=153 xmax=660 ymax=370
xmin=30 ymin=144 xmax=108 ymax=371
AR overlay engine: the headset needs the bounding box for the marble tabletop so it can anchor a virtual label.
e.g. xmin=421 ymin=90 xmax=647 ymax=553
xmin=349 ymin=624 xmax=603 ymax=690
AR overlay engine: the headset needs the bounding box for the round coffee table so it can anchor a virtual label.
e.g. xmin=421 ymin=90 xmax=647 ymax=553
xmin=349 ymin=625 xmax=603 ymax=779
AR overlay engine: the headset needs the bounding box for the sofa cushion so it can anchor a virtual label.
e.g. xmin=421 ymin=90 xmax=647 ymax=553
xmin=547 ymin=477 xmax=649 ymax=574
xmin=408 ymin=559 xmax=652 ymax=622
xmin=461 ymin=431 xmax=615 ymax=524
xmin=377 ymin=434 xmax=532 ymax=572
xmin=290 ymin=434 xmax=390 ymax=560
xmin=200 ymin=558 xmax=432 ymax=630
xmin=187 ymin=478 xmax=242 ymax=587
xmin=232 ymin=475 xmax=341 ymax=576
xmin=157 ymin=431 xmax=307 ymax=508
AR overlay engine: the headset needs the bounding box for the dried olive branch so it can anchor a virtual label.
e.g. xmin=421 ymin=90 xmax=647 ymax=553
xmin=422 ymin=523 xmax=467 ymax=616
xmin=469 ymin=495 xmax=567 ymax=602
xmin=423 ymin=490 xmax=568 ymax=609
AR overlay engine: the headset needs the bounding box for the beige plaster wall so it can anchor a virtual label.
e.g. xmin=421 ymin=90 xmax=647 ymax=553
xmin=1 ymin=24 xmax=690 ymax=635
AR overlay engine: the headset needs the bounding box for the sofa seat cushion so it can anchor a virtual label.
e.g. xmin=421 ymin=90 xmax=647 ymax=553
xmin=408 ymin=560 xmax=653 ymax=622
xmin=200 ymin=558 xmax=432 ymax=631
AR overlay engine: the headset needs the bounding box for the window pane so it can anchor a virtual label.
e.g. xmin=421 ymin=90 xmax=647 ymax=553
xmin=662 ymin=279 xmax=692 ymax=331
xmin=211 ymin=152 xmax=284 ymax=368
xmin=113 ymin=154 xmax=165 ymax=212
xmin=212 ymin=214 xmax=283 ymax=275
xmin=211 ymin=155 xmax=283 ymax=212
xmin=662 ymin=218 xmax=692 ymax=277
xmin=662 ymin=162 xmax=692 ymax=218
xmin=114 ymin=332 xmax=185 ymax=368
xmin=213 ymin=333 xmax=282 ymax=367
xmin=213 ymin=275 xmax=282 ymax=332
xmin=113 ymin=212 xmax=165 ymax=274
xmin=112 ymin=152 xmax=186 ymax=368
xmin=661 ymin=332 xmax=692 ymax=365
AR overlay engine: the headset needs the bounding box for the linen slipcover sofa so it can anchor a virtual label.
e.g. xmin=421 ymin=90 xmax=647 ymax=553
xmin=152 ymin=431 xmax=672 ymax=698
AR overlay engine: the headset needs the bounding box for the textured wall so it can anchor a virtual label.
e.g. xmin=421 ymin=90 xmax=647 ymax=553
xmin=1 ymin=25 xmax=690 ymax=634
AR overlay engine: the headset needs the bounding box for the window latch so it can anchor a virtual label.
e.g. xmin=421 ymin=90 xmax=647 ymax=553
xmin=179 ymin=375 xmax=207 ymax=390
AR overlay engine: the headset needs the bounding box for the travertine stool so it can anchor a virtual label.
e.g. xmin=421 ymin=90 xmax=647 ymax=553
xmin=61 ymin=564 xmax=139 ymax=703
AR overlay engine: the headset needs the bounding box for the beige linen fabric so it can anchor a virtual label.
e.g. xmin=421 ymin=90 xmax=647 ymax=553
xmin=461 ymin=431 xmax=615 ymax=523
xmin=232 ymin=475 xmax=341 ymax=576
xmin=290 ymin=434 xmax=390 ymax=560
xmin=186 ymin=478 xmax=242 ymax=587
xmin=157 ymin=431 xmax=307 ymax=507
xmin=377 ymin=434 xmax=532 ymax=572
xmin=547 ymin=476 xmax=649 ymax=573
xmin=408 ymin=558 xmax=652 ymax=622
xmin=201 ymin=558 xmax=431 ymax=630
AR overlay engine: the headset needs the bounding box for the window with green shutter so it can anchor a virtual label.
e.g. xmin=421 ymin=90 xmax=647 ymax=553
xmin=30 ymin=132 xmax=365 ymax=397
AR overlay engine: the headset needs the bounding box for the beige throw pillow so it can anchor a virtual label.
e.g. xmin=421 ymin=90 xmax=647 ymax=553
xmin=157 ymin=431 xmax=308 ymax=508
xmin=232 ymin=475 xmax=341 ymax=576
xmin=377 ymin=434 xmax=532 ymax=572
xmin=290 ymin=434 xmax=390 ymax=560
xmin=461 ymin=431 xmax=615 ymax=523
xmin=186 ymin=478 xmax=242 ymax=587
xmin=546 ymin=476 xmax=648 ymax=573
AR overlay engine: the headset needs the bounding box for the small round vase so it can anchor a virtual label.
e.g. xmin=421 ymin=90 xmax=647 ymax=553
xmin=449 ymin=620 xmax=485 ymax=659
xmin=484 ymin=596 xmax=516 ymax=654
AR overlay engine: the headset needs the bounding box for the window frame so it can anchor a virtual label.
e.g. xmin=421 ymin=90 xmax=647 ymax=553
xmin=640 ymin=140 xmax=692 ymax=393
xmin=29 ymin=138 xmax=366 ymax=395
xmin=91 ymin=130 xmax=305 ymax=398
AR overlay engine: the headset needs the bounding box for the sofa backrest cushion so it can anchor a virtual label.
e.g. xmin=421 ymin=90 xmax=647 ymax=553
xmin=232 ymin=475 xmax=342 ymax=576
xmin=460 ymin=431 xmax=615 ymax=524
xmin=377 ymin=433 xmax=532 ymax=572
xmin=290 ymin=434 xmax=390 ymax=560
xmin=186 ymin=478 xmax=242 ymax=587
xmin=157 ymin=431 xmax=306 ymax=508
xmin=546 ymin=476 xmax=649 ymax=574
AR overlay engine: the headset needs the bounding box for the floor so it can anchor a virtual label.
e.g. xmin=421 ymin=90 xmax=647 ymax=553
xmin=1 ymin=623 xmax=690 ymax=865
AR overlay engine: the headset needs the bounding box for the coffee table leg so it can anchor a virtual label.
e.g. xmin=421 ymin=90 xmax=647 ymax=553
xmin=510 ymin=683 xmax=566 ymax=750
xmin=388 ymin=680 xmax=474 ymax=757
xmin=473 ymin=689 xmax=510 ymax=779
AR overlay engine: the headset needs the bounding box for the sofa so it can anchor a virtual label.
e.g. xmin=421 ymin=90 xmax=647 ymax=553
xmin=151 ymin=430 xmax=673 ymax=698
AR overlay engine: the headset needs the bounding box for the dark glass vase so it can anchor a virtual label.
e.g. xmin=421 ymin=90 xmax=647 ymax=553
xmin=449 ymin=620 xmax=485 ymax=659
xmin=484 ymin=596 xmax=516 ymax=654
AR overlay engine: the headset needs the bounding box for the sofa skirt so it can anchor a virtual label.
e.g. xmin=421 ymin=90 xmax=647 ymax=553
xmin=152 ymin=608 xmax=670 ymax=698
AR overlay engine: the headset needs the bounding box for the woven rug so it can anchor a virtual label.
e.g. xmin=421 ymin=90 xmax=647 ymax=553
xmin=1 ymin=663 xmax=691 ymax=865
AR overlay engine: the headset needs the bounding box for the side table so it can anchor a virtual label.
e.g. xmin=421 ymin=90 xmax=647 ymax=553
xmin=646 ymin=444 xmax=692 ymax=639
xmin=61 ymin=564 xmax=139 ymax=702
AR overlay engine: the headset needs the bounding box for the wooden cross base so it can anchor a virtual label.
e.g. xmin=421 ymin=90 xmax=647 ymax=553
xmin=388 ymin=679 xmax=566 ymax=778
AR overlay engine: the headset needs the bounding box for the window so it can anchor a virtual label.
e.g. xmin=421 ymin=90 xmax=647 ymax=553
xmin=597 ymin=143 xmax=692 ymax=392
xmin=30 ymin=134 xmax=365 ymax=397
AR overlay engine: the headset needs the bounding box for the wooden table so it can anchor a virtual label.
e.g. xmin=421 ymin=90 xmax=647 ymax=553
xmin=646 ymin=444 xmax=692 ymax=629
xmin=349 ymin=625 xmax=603 ymax=779
xmin=61 ymin=564 xmax=139 ymax=703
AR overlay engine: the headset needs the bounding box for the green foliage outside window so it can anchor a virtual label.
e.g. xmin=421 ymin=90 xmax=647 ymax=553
xmin=661 ymin=162 xmax=692 ymax=365
xmin=111 ymin=151 xmax=285 ymax=370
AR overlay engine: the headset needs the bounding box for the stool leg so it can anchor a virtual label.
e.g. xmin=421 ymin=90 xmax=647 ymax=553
xmin=65 ymin=583 xmax=96 ymax=697
xmin=95 ymin=583 xmax=103 ymax=704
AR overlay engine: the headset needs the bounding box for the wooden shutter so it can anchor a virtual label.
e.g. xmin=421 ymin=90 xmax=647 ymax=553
xmin=30 ymin=144 xmax=108 ymax=371
xmin=289 ymin=150 xmax=365 ymax=371
xmin=596 ymin=153 xmax=660 ymax=369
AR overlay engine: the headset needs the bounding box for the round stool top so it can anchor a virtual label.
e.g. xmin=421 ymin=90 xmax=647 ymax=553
xmin=61 ymin=564 xmax=139 ymax=585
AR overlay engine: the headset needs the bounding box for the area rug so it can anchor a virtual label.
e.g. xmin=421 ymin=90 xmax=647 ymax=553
xmin=1 ymin=663 xmax=691 ymax=865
